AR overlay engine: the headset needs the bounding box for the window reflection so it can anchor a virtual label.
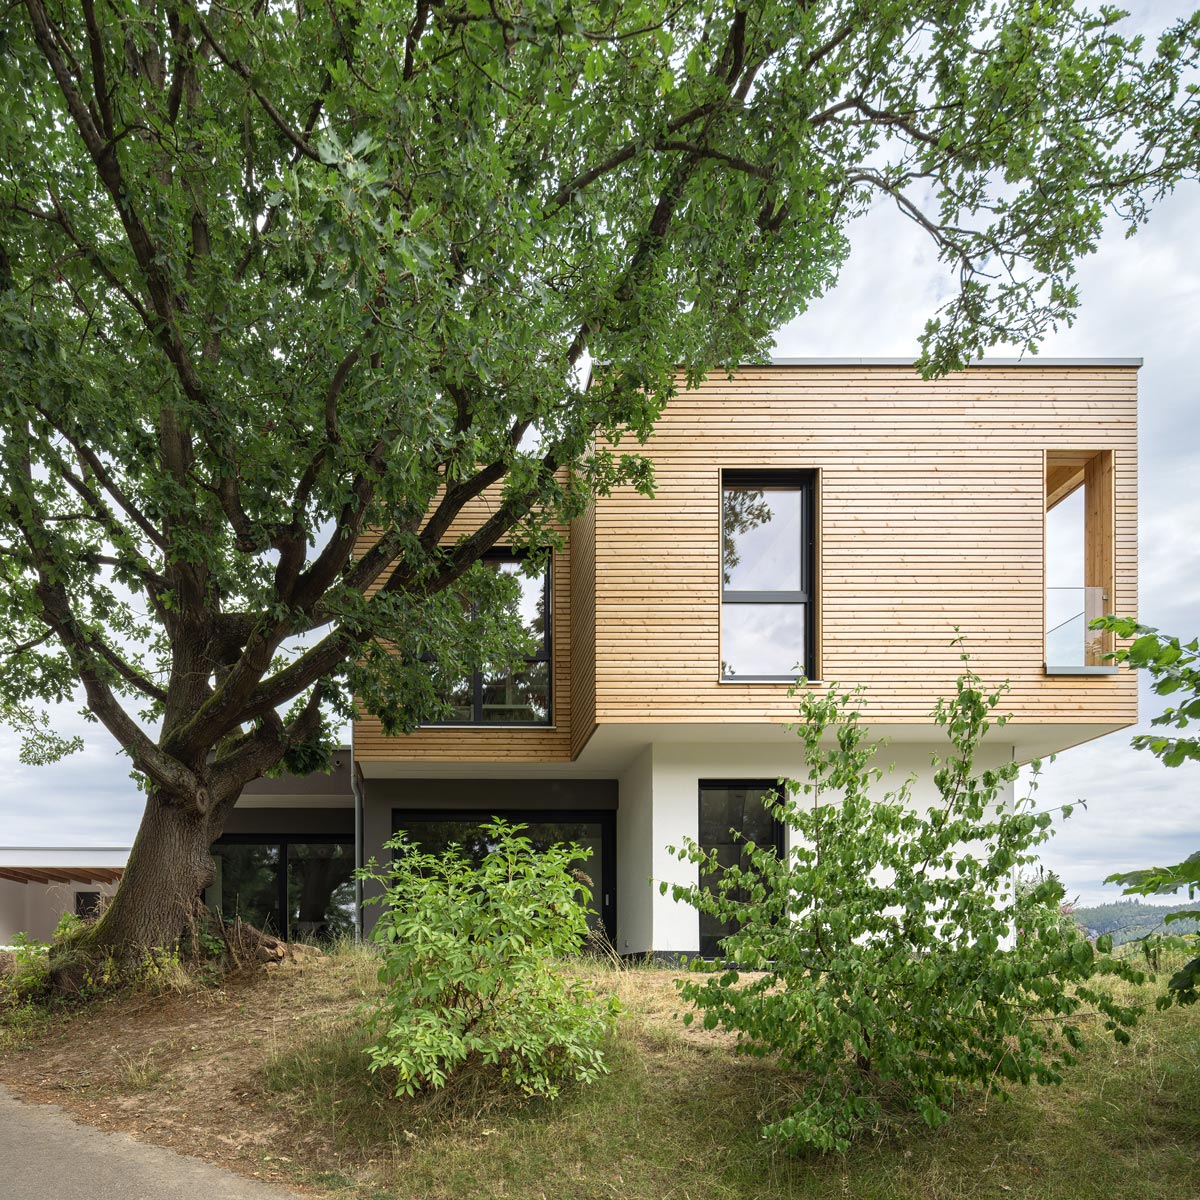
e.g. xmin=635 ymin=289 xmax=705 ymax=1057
xmin=430 ymin=551 xmax=551 ymax=724
xmin=721 ymin=604 xmax=808 ymax=678
xmin=698 ymin=783 xmax=780 ymax=958
xmin=207 ymin=843 xmax=283 ymax=936
xmin=287 ymin=843 xmax=356 ymax=940
xmin=482 ymin=660 xmax=549 ymax=723
xmin=206 ymin=841 xmax=356 ymax=942
xmin=722 ymin=487 xmax=802 ymax=591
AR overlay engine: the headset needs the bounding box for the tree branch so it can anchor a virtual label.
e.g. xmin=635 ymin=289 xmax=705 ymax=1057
xmin=189 ymin=5 xmax=327 ymax=165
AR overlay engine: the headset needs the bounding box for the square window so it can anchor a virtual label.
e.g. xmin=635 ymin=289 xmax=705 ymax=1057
xmin=721 ymin=603 xmax=809 ymax=678
xmin=428 ymin=550 xmax=552 ymax=724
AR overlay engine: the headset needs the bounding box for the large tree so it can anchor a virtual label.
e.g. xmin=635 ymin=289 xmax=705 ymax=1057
xmin=1 ymin=0 xmax=1198 ymax=965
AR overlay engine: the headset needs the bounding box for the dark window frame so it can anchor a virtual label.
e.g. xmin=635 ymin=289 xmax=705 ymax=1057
xmin=697 ymin=779 xmax=786 ymax=959
xmin=720 ymin=469 xmax=816 ymax=681
xmin=207 ymin=833 xmax=355 ymax=942
xmin=426 ymin=548 xmax=553 ymax=727
xmin=390 ymin=807 xmax=616 ymax=941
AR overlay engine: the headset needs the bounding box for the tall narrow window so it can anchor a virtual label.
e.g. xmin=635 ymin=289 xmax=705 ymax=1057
xmin=432 ymin=550 xmax=552 ymax=724
xmin=1045 ymin=450 xmax=1115 ymax=672
xmin=698 ymin=781 xmax=783 ymax=958
xmin=721 ymin=471 xmax=814 ymax=680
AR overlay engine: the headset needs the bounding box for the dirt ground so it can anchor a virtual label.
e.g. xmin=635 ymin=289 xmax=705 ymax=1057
xmin=0 ymin=953 xmax=715 ymax=1195
xmin=0 ymin=954 xmax=384 ymax=1192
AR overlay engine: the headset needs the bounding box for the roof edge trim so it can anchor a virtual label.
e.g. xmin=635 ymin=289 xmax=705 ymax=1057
xmin=760 ymin=356 xmax=1143 ymax=367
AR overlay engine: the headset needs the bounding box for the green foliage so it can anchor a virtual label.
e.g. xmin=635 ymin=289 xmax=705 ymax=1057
xmin=1091 ymin=619 xmax=1200 ymax=1007
xmin=667 ymin=664 xmax=1143 ymax=1153
xmin=1095 ymin=620 xmax=1200 ymax=768
xmin=0 ymin=0 xmax=1198 ymax=799
xmin=1 ymin=931 xmax=52 ymax=1001
xmin=360 ymin=820 xmax=618 ymax=1100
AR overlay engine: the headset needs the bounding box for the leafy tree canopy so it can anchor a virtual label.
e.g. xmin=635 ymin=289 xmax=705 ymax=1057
xmin=1092 ymin=619 xmax=1200 ymax=1005
xmin=0 ymin=0 xmax=1198 ymax=955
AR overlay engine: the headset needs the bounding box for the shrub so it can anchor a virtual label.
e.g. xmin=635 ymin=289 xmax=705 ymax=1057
xmin=666 ymin=662 xmax=1143 ymax=1153
xmin=1 ymin=931 xmax=52 ymax=1001
xmin=360 ymin=820 xmax=619 ymax=1099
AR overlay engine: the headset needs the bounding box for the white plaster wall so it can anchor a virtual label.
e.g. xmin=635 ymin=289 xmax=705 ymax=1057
xmin=19 ymin=880 xmax=120 ymax=943
xmin=616 ymin=746 xmax=655 ymax=955
xmin=644 ymin=739 xmax=1018 ymax=953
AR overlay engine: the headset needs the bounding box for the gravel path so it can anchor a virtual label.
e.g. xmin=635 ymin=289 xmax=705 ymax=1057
xmin=0 ymin=1084 xmax=308 ymax=1200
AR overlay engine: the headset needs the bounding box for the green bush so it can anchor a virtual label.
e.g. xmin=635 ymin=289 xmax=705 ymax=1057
xmin=667 ymin=663 xmax=1143 ymax=1153
xmin=1 ymin=931 xmax=51 ymax=1001
xmin=360 ymin=820 xmax=618 ymax=1099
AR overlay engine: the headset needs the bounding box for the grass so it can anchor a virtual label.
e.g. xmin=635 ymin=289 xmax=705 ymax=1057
xmin=254 ymin=953 xmax=1200 ymax=1200
xmin=2 ymin=944 xmax=1197 ymax=1199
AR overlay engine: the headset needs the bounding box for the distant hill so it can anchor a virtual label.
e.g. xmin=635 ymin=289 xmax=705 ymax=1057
xmin=1071 ymin=899 xmax=1199 ymax=945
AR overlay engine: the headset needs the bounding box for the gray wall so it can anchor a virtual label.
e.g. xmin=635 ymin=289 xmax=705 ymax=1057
xmin=221 ymin=807 xmax=354 ymax=838
xmin=359 ymin=777 xmax=618 ymax=934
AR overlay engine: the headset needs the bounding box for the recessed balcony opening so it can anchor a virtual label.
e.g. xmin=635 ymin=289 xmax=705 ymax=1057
xmin=1044 ymin=449 xmax=1117 ymax=675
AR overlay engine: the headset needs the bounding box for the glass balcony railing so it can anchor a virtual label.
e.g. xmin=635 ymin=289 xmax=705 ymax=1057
xmin=1045 ymin=586 xmax=1111 ymax=671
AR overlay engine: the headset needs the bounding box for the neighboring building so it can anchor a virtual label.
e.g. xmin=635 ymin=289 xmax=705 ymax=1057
xmin=5 ymin=360 xmax=1140 ymax=955
xmin=0 ymin=848 xmax=128 ymax=944
xmin=0 ymin=756 xmax=357 ymax=947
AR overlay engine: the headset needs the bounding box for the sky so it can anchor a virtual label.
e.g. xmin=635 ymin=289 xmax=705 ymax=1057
xmin=1 ymin=2 xmax=1196 ymax=907
xmin=771 ymin=0 xmax=1200 ymax=904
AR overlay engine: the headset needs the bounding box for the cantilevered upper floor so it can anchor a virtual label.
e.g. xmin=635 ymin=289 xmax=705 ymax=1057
xmin=353 ymin=359 xmax=1139 ymax=770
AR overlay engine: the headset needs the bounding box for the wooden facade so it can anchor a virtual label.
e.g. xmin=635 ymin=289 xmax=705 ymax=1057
xmin=352 ymin=493 xmax=577 ymax=763
xmin=590 ymin=362 xmax=1137 ymax=728
xmin=355 ymin=361 xmax=1139 ymax=764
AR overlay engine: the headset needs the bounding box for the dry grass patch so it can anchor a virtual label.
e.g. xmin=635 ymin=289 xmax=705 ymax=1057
xmin=0 ymin=946 xmax=1197 ymax=1200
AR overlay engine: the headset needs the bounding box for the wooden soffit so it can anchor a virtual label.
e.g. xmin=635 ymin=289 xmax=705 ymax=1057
xmin=1045 ymin=450 xmax=1097 ymax=512
xmin=0 ymin=867 xmax=124 ymax=885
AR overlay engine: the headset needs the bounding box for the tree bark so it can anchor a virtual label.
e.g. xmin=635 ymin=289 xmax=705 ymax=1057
xmin=52 ymin=788 xmax=216 ymax=988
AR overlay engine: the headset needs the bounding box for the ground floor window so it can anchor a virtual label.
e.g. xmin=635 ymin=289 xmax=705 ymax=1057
xmin=698 ymin=780 xmax=784 ymax=958
xmin=391 ymin=809 xmax=615 ymax=941
xmin=206 ymin=838 xmax=356 ymax=942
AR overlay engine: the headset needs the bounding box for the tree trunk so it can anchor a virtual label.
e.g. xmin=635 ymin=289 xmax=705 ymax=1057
xmin=52 ymin=789 xmax=215 ymax=989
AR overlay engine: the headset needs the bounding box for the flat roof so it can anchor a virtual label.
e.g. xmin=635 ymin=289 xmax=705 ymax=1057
xmin=0 ymin=847 xmax=130 ymax=868
xmin=760 ymin=356 xmax=1143 ymax=367
xmin=0 ymin=866 xmax=124 ymax=885
xmin=584 ymin=357 xmax=1142 ymax=387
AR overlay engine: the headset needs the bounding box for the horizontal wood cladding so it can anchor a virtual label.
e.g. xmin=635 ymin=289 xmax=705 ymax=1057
xmin=353 ymin=489 xmax=575 ymax=764
xmin=591 ymin=365 xmax=1138 ymax=727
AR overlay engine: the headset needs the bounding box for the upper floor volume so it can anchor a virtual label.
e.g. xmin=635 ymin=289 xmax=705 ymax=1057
xmin=354 ymin=359 xmax=1139 ymax=767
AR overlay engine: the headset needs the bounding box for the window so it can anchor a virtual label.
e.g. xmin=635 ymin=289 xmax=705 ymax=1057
xmin=697 ymin=781 xmax=784 ymax=958
xmin=1044 ymin=450 xmax=1116 ymax=673
xmin=206 ymin=838 xmax=356 ymax=941
xmin=390 ymin=809 xmax=615 ymax=938
xmin=721 ymin=471 xmax=814 ymax=680
xmin=74 ymin=891 xmax=102 ymax=919
xmin=432 ymin=550 xmax=551 ymax=725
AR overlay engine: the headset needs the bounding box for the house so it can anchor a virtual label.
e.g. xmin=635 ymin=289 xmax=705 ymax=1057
xmin=0 ymin=847 xmax=128 ymax=945
xmin=194 ymin=359 xmax=1141 ymax=953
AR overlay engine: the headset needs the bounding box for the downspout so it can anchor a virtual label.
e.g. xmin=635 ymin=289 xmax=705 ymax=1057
xmin=351 ymin=742 xmax=365 ymax=943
